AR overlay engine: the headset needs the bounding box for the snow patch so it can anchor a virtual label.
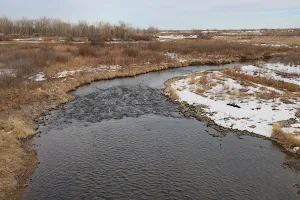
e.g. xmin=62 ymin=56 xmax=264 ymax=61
xmin=29 ymin=72 xmax=47 ymax=81
xmin=170 ymin=70 xmax=300 ymax=138
xmin=56 ymin=65 xmax=122 ymax=78
xmin=158 ymin=35 xmax=198 ymax=40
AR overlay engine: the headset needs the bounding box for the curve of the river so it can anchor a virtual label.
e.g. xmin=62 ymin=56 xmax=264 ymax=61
xmin=22 ymin=65 xmax=300 ymax=200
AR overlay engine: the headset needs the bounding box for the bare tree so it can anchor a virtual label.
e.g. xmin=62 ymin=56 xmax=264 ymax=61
xmin=0 ymin=16 xmax=159 ymax=40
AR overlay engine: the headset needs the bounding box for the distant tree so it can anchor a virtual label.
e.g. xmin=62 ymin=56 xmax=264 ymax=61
xmin=0 ymin=16 xmax=160 ymax=40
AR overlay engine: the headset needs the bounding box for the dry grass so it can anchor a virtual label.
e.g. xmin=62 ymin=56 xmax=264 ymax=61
xmin=189 ymin=73 xmax=197 ymax=84
xmin=222 ymin=69 xmax=300 ymax=92
xmin=168 ymin=87 xmax=179 ymax=101
xmin=78 ymin=45 xmax=98 ymax=57
xmin=296 ymin=109 xmax=300 ymax=118
xmin=0 ymin=47 xmax=70 ymax=88
xmin=199 ymin=74 xmax=210 ymax=85
xmin=256 ymin=91 xmax=281 ymax=100
xmin=272 ymin=124 xmax=300 ymax=151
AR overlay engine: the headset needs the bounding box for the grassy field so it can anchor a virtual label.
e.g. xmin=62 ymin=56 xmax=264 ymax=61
xmin=0 ymin=37 xmax=298 ymax=199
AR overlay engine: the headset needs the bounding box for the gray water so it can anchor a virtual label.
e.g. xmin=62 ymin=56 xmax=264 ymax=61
xmin=22 ymin=65 xmax=300 ymax=200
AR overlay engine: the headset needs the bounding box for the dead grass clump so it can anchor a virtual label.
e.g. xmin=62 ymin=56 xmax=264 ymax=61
xmin=3 ymin=117 xmax=36 ymax=139
xmin=272 ymin=123 xmax=286 ymax=139
xmin=296 ymin=109 xmax=300 ymax=118
xmin=257 ymin=91 xmax=281 ymax=100
xmin=280 ymin=98 xmax=294 ymax=104
xmin=189 ymin=74 xmax=197 ymax=84
xmin=239 ymin=88 xmax=249 ymax=93
xmin=199 ymin=74 xmax=210 ymax=85
xmin=165 ymin=86 xmax=179 ymax=101
xmin=195 ymin=88 xmax=205 ymax=95
xmin=272 ymin=123 xmax=300 ymax=149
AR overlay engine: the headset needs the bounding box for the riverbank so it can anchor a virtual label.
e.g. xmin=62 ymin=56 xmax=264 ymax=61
xmin=0 ymin=39 xmax=297 ymax=199
xmin=164 ymin=63 xmax=300 ymax=155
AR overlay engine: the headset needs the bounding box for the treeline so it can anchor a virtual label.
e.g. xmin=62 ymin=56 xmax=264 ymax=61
xmin=0 ymin=16 xmax=159 ymax=41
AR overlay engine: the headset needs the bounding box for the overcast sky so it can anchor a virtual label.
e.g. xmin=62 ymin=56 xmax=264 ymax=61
xmin=1 ymin=0 xmax=300 ymax=29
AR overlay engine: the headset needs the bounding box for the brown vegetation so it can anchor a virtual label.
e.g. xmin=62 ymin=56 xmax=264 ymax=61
xmin=0 ymin=16 xmax=158 ymax=41
xmin=166 ymin=86 xmax=179 ymax=101
xmin=199 ymin=74 xmax=210 ymax=85
xmin=0 ymin=35 xmax=299 ymax=199
xmin=272 ymin=124 xmax=300 ymax=151
xmin=189 ymin=73 xmax=197 ymax=84
xmin=222 ymin=69 xmax=300 ymax=92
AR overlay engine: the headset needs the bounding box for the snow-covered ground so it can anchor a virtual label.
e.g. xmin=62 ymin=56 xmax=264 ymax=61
xmin=168 ymin=64 xmax=300 ymax=140
xmin=157 ymin=35 xmax=198 ymax=41
xmin=239 ymin=64 xmax=300 ymax=86
xmin=254 ymin=43 xmax=291 ymax=48
xmin=166 ymin=53 xmax=186 ymax=63
xmin=29 ymin=72 xmax=47 ymax=81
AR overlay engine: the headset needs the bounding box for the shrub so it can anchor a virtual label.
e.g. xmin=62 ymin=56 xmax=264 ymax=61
xmin=78 ymin=45 xmax=97 ymax=57
xmin=122 ymin=46 xmax=140 ymax=57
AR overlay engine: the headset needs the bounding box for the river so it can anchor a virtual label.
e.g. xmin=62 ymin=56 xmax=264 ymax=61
xmin=21 ymin=65 xmax=300 ymax=200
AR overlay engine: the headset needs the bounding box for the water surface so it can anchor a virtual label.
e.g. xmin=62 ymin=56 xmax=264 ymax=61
xmin=22 ymin=65 xmax=300 ymax=200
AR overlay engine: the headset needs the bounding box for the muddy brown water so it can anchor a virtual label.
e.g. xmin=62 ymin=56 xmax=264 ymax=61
xmin=21 ymin=65 xmax=300 ymax=200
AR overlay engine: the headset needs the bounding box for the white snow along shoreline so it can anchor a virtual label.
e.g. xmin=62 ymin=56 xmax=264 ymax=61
xmin=169 ymin=65 xmax=300 ymax=139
